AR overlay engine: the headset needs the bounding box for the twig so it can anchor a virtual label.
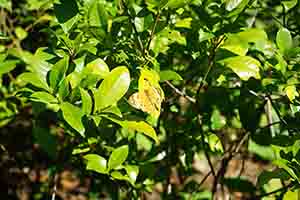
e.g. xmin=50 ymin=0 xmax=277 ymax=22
xmin=51 ymin=174 xmax=58 ymax=200
xmin=199 ymin=171 xmax=212 ymax=187
xmin=145 ymin=11 xmax=160 ymax=52
xmin=198 ymin=115 xmax=216 ymax=178
xmin=165 ymin=81 xmax=196 ymax=103
xmin=255 ymin=182 xmax=294 ymax=198
xmin=234 ymin=132 xmax=250 ymax=154
xmin=196 ymin=35 xmax=226 ymax=96
xmin=282 ymin=3 xmax=287 ymax=27
xmin=122 ymin=0 xmax=144 ymax=55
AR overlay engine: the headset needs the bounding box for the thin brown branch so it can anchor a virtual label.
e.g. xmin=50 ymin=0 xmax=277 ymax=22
xmin=165 ymin=80 xmax=196 ymax=103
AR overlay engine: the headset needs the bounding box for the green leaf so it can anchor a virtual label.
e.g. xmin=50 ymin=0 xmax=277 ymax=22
xmin=210 ymin=109 xmax=226 ymax=130
xmin=0 ymin=60 xmax=18 ymax=75
xmin=175 ymin=17 xmax=192 ymax=29
xmin=134 ymin=17 xmax=144 ymax=32
xmin=18 ymin=72 xmax=50 ymax=91
xmin=33 ymin=125 xmax=57 ymax=159
xmin=285 ymin=85 xmax=299 ymax=101
xmin=226 ymin=0 xmax=249 ymax=17
xmin=84 ymin=58 xmax=109 ymax=79
xmin=124 ymin=165 xmax=139 ymax=183
xmin=110 ymin=171 xmax=130 ymax=182
xmin=0 ymin=0 xmax=11 ymax=11
xmin=122 ymin=121 xmax=159 ymax=144
xmin=87 ymin=0 xmax=108 ymax=28
xmin=283 ymin=189 xmax=299 ymax=200
xmin=0 ymin=101 xmax=17 ymax=127
xmin=49 ymin=56 xmax=69 ymax=90
xmin=150 ymin=27 xmax=186 ymax=55
xmin=222 ymin=29 xmax=269 ymax=56
xmin=159 ymin=70 xmax=183 ymax=82
xmin=58 ymin=78 xmax=70 ymax=101
xmin=15 ymin=27 xmax=27 ymax=40
xmin=60 ymin=102 xmax=85 ymax=137
xmin=30 ymin=92 xmax=58 ymax=104
xmin=257 ymin=169 xmax=289 ymax=186
xmin=94 ymin=66 xmax=130 ymax=111
xmin=282 ymin=0 xmax=298 ymax=11
xmin=276 ymin=27 xmax=293 ymax=54
xmin=225 ymin=0 xmax=243 ymax=11
xmin=164 ymin=0 xmax=190 ymax=9
xmin=101 ymin=106 xmax=122 ymax=117
xmin=220 ymin=56 xmax=261 ymax=80
xmin=84 ymin=154 xmax=107 ymax=174
xmin=198 ymin=29 xmax=215 ymax=43
xmin=108 ymin=145 xmax=129 ymax=170
xmin=105 ymin=116 xmax=159 ymax=143
xmin=273 ymin=159 xmax=299 ymax=181
xmin=222 ymin=177 xmax=256 ymax=193
xmin=54 ymin=0 xmax=80 ymax=33
xmin=206 ymin=133 xmax=224 ymax=153
xmin=248 ymin=139 xmax=275 ymax=160
xmin=80 ymin=88 xmax=92 ymax=115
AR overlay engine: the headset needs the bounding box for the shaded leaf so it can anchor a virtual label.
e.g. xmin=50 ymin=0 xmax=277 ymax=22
xmin=60 ymin=102 xmax=85 ymax=137
xmin=159 ymin=70 xmax=183 ymax=82
xmin=54 ymin=0 xmax=79 ymax=33
xmin=33 ymin=125 xmax=57 ymax=159
xmin=49 ymin=56 xmax=69 ymax=90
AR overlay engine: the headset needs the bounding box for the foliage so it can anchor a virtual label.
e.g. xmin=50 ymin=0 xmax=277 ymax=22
xmin=1 ymin=0 xmax=300 ymax=199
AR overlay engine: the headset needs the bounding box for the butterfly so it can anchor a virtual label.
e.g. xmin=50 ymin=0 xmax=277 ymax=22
xmin=128 ymin=69 xmax=164 ymax=118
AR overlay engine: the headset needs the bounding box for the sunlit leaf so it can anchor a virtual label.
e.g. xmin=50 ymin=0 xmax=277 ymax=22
xmin=108 ymin=145 xmax=129 ymax=170
xmin=94 ymin=66 xmax=130 ymax=111
xmin=84 ymin=154 xmax=107 ymax=174
xmin=276 ymin=27 xmax=293 ymax=54
xmin=220 ymin=56 xmax=261 ymax=80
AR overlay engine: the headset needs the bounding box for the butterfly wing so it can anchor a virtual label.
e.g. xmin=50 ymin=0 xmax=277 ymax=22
xmin=128 ymin=74 xmax=164 ymax=118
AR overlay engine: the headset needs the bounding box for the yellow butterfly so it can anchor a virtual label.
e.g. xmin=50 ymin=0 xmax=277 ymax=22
xmin=128 ymin=69 xmax=164 ymax=118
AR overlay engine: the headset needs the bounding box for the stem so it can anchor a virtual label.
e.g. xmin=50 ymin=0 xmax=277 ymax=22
xmin=255 ymin=182 xmax=294 ymax=198
xmin=146 ymin=11 xmax=160 ymax=52
xmin=196 ymin=35 xmax=225 ymax=97
xmin=197 ymin=115 xmax=216 ymax=178
xmin=165 ymin=80 xmax=196 ymax=103
xmin=122 ymin=0 xmax=145 ymax=55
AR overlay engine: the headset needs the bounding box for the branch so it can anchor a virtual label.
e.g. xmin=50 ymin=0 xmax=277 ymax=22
xmin=255 ymin=182 xmax=294 ymax=198
xmin=196 ymin=35 xmax=226 ymax=97
xmin=122 ymin=0 xmax=145 ymax=55
xmin=165 ymin=81 xmax=196 ymax=103
xmin=197 ymin=115 xmax=216 ymax=178
xmin=145 ymin=11 xmax=160 ymax=52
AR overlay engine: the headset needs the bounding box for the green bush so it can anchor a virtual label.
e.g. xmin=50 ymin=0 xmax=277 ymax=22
xmin=1 ymin=0 xmax=300 ymax=199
